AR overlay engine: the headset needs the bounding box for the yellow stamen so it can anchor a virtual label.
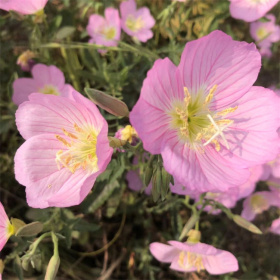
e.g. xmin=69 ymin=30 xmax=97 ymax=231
xmin=215 ymin=106 xmax=238 ymax=116
xmin=204 ymin=84 xmax=217 ymax=105
xmin=178 ymin=251 xmax=205 ymax=272
xmin=56 ymin=135 xmax=71 ymax=147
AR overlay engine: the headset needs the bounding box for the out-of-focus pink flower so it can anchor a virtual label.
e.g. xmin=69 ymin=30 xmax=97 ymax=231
xmin=150 ymin=240 xmax=238 ymax=274
xmin=0 ymin=0 xmax=48 ymax=15
xmin=120 ymin=0 xmax=155 ymax=42
xmin=87 ymin=8 xmax=121 ymax=53
xmin=270 ymin=218 xmax=280 ymax=235
xmin=0 ymin=202 xmax=14 ymax=252
xmin=130 ymin=30 xmax=280 ymax=194
xmin=265 ymin=155 xmax=280 ymax=178
xmin=241 ymin=191 xmax=280 ymax=221
xmin=16 ymin=50 xmax=36 ymax=72
xmin=250 ymin=14 xmax=280 ymax=57
xmin=229 ymin=0 xmax=280 ymax=22
xmin=14 ymin=90 xmax=113 ymax=208
xmin=12 ymin=64 xmax=74 ymax=106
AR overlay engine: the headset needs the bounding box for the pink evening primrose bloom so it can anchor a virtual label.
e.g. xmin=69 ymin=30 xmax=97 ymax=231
xmin=250 ymin=14 xmax=280 ymax=56
xmin=229 ymin=0 xmax=280 ymax=22
xmin=120 ymin=0 xmax=155 ymax=43
xmin=86 ymin=8 xmax=121 ymax=52
xmin=12 ymin=64 xmax=74 ymax=106
xmin=270 ymin=218 xmax=280 ymax=235
xmin=241 ymin=191 xmax=280 ymax=221
xmin=130 ymin=30 xmax=280 ymax=194
xmin=150 ymin=240 xmax=238 ymax=275
xmin=0 ymin=202 xmax=14 ymax=252
xmin=0 ymin=0 xmax=48 ymax=15
xmin=14 ymin=90 xmax=113 ymax=208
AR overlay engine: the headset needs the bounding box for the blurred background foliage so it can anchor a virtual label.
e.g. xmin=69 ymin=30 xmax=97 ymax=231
xmin=0 ymin=0 xmax=280 ymax=279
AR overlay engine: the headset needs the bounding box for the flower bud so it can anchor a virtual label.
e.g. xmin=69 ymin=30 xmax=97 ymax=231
xmin=15 ymin=221 xmax=43 ymax=237
xmin=144 ymin=166 xmax=153 ymax=186
xmin=44 ymin=255 xmax=60 ymax=280
xmin=161 ymin=168 xmax=171 ymax=200
xmin=233 ymin=215 xmax=262 ymax=234
xmin=85 ymin=88 xmax=129 ymax=117
xmin=108 ymin=136 xmax=127 ymax=148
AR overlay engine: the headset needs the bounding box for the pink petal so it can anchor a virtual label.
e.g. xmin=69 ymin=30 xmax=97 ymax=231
xmin=168 ymin=241 xmax=218 ymax=255
xmin=170 ymin=255 xmax=197 ymax=273
xmin=0 ymin=0 xmax=48 ymax=14
xmin=177 ymin=30 xmax=261 ymax=110
xmin=31 ymin=64 xmax=65 ymax=90
xmin=241 ymin=196 xmax=257 ymax=221
xmin=14 ymin=134 xmax=97 ymax=208
xmin=16 ymin=92 xmax=104 ymax=140
xmin=130 ymin=58 xmax=183 ymax=154
xmin=149 ymin=242 xmax=179 ymax=263
xmin=162 ymin=132 xmax=250 ymax=193
xmin=270 ymin=218 xmax=280 ymax=235
xmin=12 ymin=78 xmax=40 ymax=106
xmin=225 ymin=87 xmax=280 ymax=167
xmin=105 ymin=8 xmax=121 ymax=40
xmin=120 ymin=0 xmax=137 ymax=17
xmin=203 ymin=250 xmax=238 ymax=275
xmin=0 ymin=203 xmax=10 ymax=251
xmin=87 ymin=14 xmax=105 ymax=37
xmin=135 ymin=29 xmax=153 ymax=42
xmin=229 ymin=0 xmax=279 ymax=22
xmin=126 ymin=170 xmax=143 ymax=192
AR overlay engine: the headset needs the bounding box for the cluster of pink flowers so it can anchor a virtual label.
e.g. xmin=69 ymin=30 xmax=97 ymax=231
xmin=86 ymin=0 xmax=155 ymax=52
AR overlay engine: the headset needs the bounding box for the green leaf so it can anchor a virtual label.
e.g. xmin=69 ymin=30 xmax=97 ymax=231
xmin=15 ymin=222 xmax=44 ymax=237
xmin=55 ymin=26 xmax=76 ymax=40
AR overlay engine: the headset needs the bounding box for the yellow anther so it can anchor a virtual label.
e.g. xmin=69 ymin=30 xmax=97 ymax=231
xmin=212 ymin=139 xmax=221 ymax=152
xmin=204 ymin=84 xmax=217 ymax=105
xmin=216 ymin=119 xmax=233 ymax=126
xmin=56 ymin=135 xmax=71 ymax=147
xmin=74 ymin=123 xmax=83 ymax=133
xmin=215 ymin=106 xmax=238 ymax=116
xmin=62 ymin=128 xmax=78 ymax=139
xmin=183 ymin=87 xmax=191 ymax=106
xmin=178 ymin=251 xmax=205 ymax=272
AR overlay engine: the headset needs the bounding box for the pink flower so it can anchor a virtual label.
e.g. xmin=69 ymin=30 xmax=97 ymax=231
xmin=130 ymin=30 xmax=280 ymax=194
xmin=0 ymin=202 xmax=14 ymax=251
xmin=87 ymin=8 xmax=121 ymax=52
xmin=241 ymin=191 xmax=280 ymax=221
xmin=16 ymin=50 xmax=36 ymax=72
xmin=250 ymin=14 xmax=280 ymax=57
xmin=150 ymin=240 xmax=238 ymax=274
xmin=270 ymin=218 xmax=280 ymax=235
xmin=229 ymin=0 xmax=280 ymax=22
xmin=120 ymin=0 xmax=155 ymax=42
xmin=268 ymin=176 xmax=280 ymax=198
xmin=12 ymin=64 xmax=74 ymax=106
xmin=0 ymin=0 xmax=48 ymax=15
xmin=14 ymin=90 xmax=113 ymax=208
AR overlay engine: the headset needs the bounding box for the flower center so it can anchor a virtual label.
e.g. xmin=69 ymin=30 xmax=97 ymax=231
xmin=126 ymin=15 xmax=144 ymax=32
xmin=55 ymin=123 xmax=98 ymax=174
xmin=101 ymin=26 xmax=116 ymax=40
xmin=178 ymin=251 xmax=205 ymax=272
xmin=250 ymin=194 xmax=269 ymax=214
xmin=256 ymin=27 xmax=268 ymax=40
xmin=168 ymin=85 xmax=237 ymax=151
xmin=38 ymin=85 xmax=60 ymax=95
xmin=7 ymin=222 xmax=15 ymax=237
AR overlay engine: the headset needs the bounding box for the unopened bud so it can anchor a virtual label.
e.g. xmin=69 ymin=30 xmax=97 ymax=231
xmin=179 ymin=214 xmax=200 ymax=241
xmin=85 ymin=88 xmax=129 ymax=117
xmin=161 ymin=168 xmax=171 ymax=200
xmin=151 ymin=172 xmax=160 ymax=202
xmin=44 ymin=254 xmax=60 ymax=280
xmin=108 ymin=136 xmax=127 ymax=148
xmin=144 ymin=166 xmax=153 ymax=186
xmin=233 ymin=215 xmax=262 ymax=234
xmin=15 ymin=221 xmax=43 ymax=237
